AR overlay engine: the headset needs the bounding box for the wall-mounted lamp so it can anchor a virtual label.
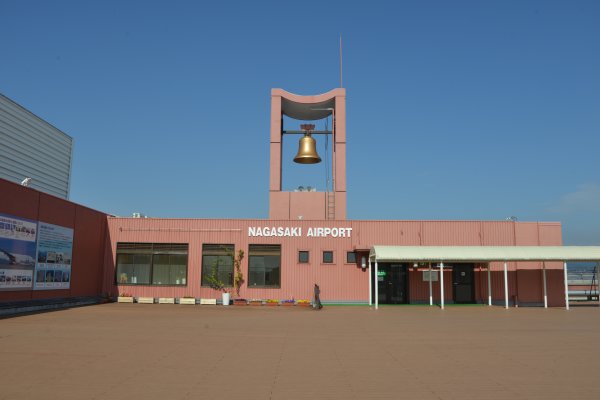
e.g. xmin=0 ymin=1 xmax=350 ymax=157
xmin=361 ymin=256 xmax=367 ymax=269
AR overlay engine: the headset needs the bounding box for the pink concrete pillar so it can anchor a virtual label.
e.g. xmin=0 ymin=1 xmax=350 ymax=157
xmin=269 ymin=93 xmax=282 ymax=192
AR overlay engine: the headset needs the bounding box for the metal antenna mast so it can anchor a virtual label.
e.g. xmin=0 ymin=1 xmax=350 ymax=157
xmin=340 ymin=33 xmax=344 ymax=87
xmin=339 ymin=35 xmax=343 ymax=88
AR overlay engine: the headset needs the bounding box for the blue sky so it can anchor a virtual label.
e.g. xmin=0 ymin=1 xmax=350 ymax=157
xmin=1 ymin=1 xmax=599 ymax=245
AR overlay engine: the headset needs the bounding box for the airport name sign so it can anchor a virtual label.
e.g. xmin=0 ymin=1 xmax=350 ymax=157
xmin=248 ymin=227 xmax=352 ymax=238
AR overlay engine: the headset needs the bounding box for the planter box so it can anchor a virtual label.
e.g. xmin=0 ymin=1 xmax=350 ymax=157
xmin=233 ymin=300 xmax=247 ymax=306
xmin=281 ymin=302 xmax=295 ymax=307
xmin=158 ymin=297 xmax=175 ymax=304
xmin=137 ymin=297 xmax=154 ymax=304
xmin=179 ymin=298 xmax=196 ymax=305
xmin=117 ymin=296 xmax=134 ymax=303
xmin=200 ymin=298 xmax=217 ymax=305
xmin=265 ymin=302 xmax=279 ymax=306
xmin=249 ymin=301 xmax=263 ymax=306
xmin=297 ymin=303 xmax=311 ymax=307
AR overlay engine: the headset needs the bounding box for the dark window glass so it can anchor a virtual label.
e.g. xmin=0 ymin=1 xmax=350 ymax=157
xmin=249 ymin=244 xmax=281 ymax=287
xmin=346 ymin=251 xmax=357 ymax=264
xmin=298 ymin=251 xmax=309 ymax=263
xmin=323 ymin=251 xmax=334 ymax=264
xmin=152 ymin=254 xmax=187 ymax=285
xmin=201 ymin=244 xmax=234 ymax=287
xmin=115 ymin=243 xmax=188 ymax=285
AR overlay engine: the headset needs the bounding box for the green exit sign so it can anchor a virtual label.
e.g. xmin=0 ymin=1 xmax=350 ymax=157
xmin=377 ymin=271 xmax=386 ymax=277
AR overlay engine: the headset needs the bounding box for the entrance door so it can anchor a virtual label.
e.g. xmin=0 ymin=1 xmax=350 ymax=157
xmin=453 ymin=264 xmax=475 ymax=303
xmin=373 ymin=263 xmax=408 ymax=304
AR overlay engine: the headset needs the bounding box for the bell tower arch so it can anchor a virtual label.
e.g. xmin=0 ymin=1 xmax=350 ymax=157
xmin=269 ymin=88 xmax=346 ymax=220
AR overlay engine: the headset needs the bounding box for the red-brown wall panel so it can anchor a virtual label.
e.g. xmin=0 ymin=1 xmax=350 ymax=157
xmin=0 ymin=178 xmax=108 ymax=302
xmin=0 ymin=179 xmax=39 ymax=220
xmin=38 ymin=193 xmax=76 ymax=228
xmin=70 ymin=206 xmax=107 ymax=296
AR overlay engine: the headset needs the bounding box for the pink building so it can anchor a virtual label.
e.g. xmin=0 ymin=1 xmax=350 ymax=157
xmin=102 ymin=89 xmax=597 ymax=308
xmin=3 ymin=89 xmax=599 ymax=309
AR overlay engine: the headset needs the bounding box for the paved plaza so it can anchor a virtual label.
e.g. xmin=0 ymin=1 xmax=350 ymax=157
xmin=1 ymin=303 xmax=599 ymax=400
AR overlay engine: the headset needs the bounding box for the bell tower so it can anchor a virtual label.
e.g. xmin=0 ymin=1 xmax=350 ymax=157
xmin=269 ymin=88 xmax=346 ymax=220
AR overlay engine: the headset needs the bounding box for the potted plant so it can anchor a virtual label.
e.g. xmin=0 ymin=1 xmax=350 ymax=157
xmin=117 ymin=293 xmax=134 ymax=303
xmin=265 ymin=299 xmax=279 ymax=306
xmin=233 ymin=298 xmax=247 ymax=306
xmin=229 ymin=249 xmax=245 ymax=304
xmin=296 ymin=299 xmax=311 ymax=307
xmin=248 ymin=298 xmax=263 ymax=306
xmin=205 ymin=266 xmax=230 ymax=306
xmin=281 ymin=298 xmax=295 ymax=307
xmin=179 ymin=295 xmax=196 ymax=305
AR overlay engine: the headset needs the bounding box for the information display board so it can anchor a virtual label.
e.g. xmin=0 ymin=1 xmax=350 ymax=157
xmin=0 ymin=213 xmax=37 ymax=290
xmin=0 ymin=213 xmax=74 ymax=291
xmin=33 ymin=222 xmax=73 ymax=290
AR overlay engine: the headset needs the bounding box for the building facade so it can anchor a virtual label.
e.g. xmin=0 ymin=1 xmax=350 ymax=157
xmin=4 ymin=88 xmax=598 ymax=309
xmin=101 ymin=89 xmax=567 ymax=307
xmin=103 ymin=217 xmax=565 ymax=306
xmin=0 ymin=94 xmax=73 ymax=199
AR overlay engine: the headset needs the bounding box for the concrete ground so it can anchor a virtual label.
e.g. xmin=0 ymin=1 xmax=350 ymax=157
xmin=0 ymin=304 xmax=598 ymax=400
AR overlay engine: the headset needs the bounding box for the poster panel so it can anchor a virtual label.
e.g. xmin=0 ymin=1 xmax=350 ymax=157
xmin=0 ymin=213 xmax=37 ymax=290
xmin=34 ymin=222 xmax=73 ymax=290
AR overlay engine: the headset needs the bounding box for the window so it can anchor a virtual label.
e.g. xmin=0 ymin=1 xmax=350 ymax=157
xmin=323 ymin=251 xmax=334 ymax=264
xmin=346 ymin=251 xmax=357 ymax=264
xmin=249 ymin=244 xmax=281 ymax=287
xmin=116 ymin=243 xmax=188 ymax=285
xmin=298 ymin=250 xmax=309 ymax=263
xmin=201 ymin=244 xmax=234 ymax=287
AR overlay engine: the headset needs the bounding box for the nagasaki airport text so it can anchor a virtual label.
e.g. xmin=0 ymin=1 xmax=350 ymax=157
xmin=248 ymin=226 xmax=352 ymax=238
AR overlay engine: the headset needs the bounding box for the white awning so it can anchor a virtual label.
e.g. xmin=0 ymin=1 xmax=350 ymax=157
xmin=369 ymin=246 xmax=600 ymax=263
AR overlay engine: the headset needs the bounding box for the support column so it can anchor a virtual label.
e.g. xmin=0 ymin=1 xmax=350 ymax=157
xmin=368 ymin=260 xmax=372 ymax=306
xmin=440 ymin=262 xmax=445 ymax=310
xmin=504 ymin=262 xmax=509 ymax=309
xmin=542 ymin=262 xmax=548 ymax=308
xmin=429 ymin=263 xmax=433 ymax=306
xmin=487 ymin=263 xmax=492 ymax=306
xmin=375 ymin=261 xmax=379 ymax=310
xmin=563 ymin=261 xmax=569 ymax=310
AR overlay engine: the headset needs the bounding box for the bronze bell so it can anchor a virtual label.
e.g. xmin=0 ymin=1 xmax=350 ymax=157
xmin=293 ymin=124 xmax=321 ymax=164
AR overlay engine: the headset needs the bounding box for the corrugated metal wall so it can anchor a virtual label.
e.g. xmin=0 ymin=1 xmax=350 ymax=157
xmin=0 ymin=178 xmax=566 ymax=308
xmin=104 ymin=218 xmax=565 ymax=306
xmin=0 ymin=94 xmax=73 ymax=199
xmin=0 ymin=178 xmax=107 ymax=302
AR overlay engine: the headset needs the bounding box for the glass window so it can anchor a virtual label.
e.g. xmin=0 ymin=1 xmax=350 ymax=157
xmin=116 ymin=253 xmax=151 ymax=284
xmin=323 ymin=251 xmax=334 ymax=264
xmin=249 ymin=244 xmax=281 ymax=287
xmin=152 ymin=254 xmax=188 ymax=285
xmin=346 ymin=251 xmax=357 ymax=264
xmin=201 ymin=244 xmax=234 ymax=287
xmin=115 ymin=243 xmax=188 ymax=286
xmin=298 ymin=250 xmax=309 ymax=263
